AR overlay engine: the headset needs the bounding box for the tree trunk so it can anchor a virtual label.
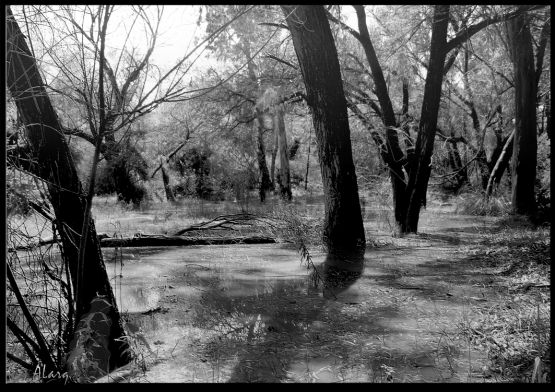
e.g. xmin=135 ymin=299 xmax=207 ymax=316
xmin=160 ymin=158 xmax=176 ymax=202
xmin=242 ymin=41 xmax=272 ymax=202
xmin=486 ymin=130 xmax=515 ymax=196
xmin=282 ymin=5 xmax=365 ymax=259
xmin=487 ymin=105 xmax=505 ymax=174
xmin=545 ymin=92 xmax=551 ymax=139
xmin=6 ymin=6 xmax=130 ymax=373
xmin=305 ymin=126 xmax=312 ymax=190
xmin=506 ymin=12 xmax=537 ymax=215
xmin=404 ymin=5 xmax=450 ymax=233
xmin=270 ymin=127 xmax=278 ymax=189
xmin=256 ymin=109 xmax=272 ymax=201
xmin=274 ymin=107 xmax=292 ymax=201
xmin=353 ymin=5 xmax=407 ymax=228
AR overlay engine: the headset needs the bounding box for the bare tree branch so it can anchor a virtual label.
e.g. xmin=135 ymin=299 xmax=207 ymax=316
xmin=444 ymin=5 xmax=547 ymax=53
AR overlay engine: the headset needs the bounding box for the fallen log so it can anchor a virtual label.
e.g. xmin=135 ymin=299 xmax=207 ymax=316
xmin=100 ymin=235 xmax=277 ymax=248
xmin=9 ymin=233 xmax=276 ymax=251
xmin=8 ymin=233 xmax=110 ymax=252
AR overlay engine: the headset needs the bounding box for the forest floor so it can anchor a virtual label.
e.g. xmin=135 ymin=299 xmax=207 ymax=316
xmin=6 ymin=191 xmax=550 ymax=383
xmin=88 ymin=191 xmax=550 ymax=383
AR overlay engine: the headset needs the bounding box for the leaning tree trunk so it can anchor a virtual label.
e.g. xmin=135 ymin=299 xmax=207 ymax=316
xmin=487 ymin=105 xmax=506 ymax=175
xmin=486 ymin=130 xmax=515 ymax=197
xmin=404 ymin=5 xmax=450 ymax=233
xmin=274 ymin=106 xmax=292 ymax=201
xmin=282 ymin=5 xmax=365 ymax=259
xmin=6 ymin=6 xmax=130 ymax=376
xmin=507 ymin=11 xmax=537 ymax=215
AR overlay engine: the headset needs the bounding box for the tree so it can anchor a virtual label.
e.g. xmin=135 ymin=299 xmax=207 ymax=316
xmin=328 ymin=4 xmax=545 ymax=232
xmin=334 ymin=5 xmax=449 ymax=232
xmin=202 ymin=5 xmax=306 ymax=201
xmin=160 ymin=158 xmax=176 ymax=202
xmin=6 ymin=5 xmax=130 ymax=378
xmin=403 ymin=5 xmax=450 ymax=232
xmin=242 ymin=37 xmax=273 ymax=201
xmin=20 ymin=5 xmax=253 ymax=206
xmin=506 ymin=10 xmax=537 ymax=215
xmin=484 ymin=9 xmax=549 ymax=198
xmin=258 ymin=87 xmax=292 ymax=200
xmin=281 ymin=5 xmax=366 ymax=258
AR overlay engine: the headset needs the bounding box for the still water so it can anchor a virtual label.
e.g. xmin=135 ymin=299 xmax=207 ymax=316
xmin=102 ymin=209 xmax=494 ymax=383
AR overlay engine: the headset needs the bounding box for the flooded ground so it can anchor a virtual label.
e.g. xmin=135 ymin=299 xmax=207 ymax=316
xmin=98 ymin=204 xmax=503 ymax=383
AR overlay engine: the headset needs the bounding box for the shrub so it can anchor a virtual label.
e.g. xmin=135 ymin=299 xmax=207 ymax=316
xmin=95 ymin=141 xmax=148 ymax=206
xmin=455 ymin=191 xmax=510 ymax=216
xmin=171 ymin=145 xmax=213 ymax=199
xmin=7 ymin=182 xmax=31 ymax=216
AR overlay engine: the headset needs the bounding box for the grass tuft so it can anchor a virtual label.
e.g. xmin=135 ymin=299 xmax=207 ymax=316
xmin=455 ymin=192 xmax=510 ymax=216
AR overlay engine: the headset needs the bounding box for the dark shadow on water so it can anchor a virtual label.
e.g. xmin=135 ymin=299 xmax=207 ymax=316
xmin=314 ymin=253 xmax=365 ymax=300
xmin=148 ymin=250 xmax=388 ymax=383
xmin=107 ymin=232 xmax=496 ymax=381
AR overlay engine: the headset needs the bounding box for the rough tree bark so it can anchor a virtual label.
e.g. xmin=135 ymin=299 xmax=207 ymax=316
xmin=403 ymin=5 xmax=450 ymax=232
xmin=6 ymin=6 xmax=130 ymax=376
xmin=282 ymin=5 xmax=365 ymax=258
xmin=506 ymin=11 xmax=537 ymax=215
xmin=304 ymin=126 xmax=312 ymax=190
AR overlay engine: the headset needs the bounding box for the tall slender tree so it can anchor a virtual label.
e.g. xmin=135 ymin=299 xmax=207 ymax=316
xmin=328 ymin=5 xmax=544 ymax=232
xmin=403 ymin=5 xmax=450 ymax=232
xmin=281 ymin=5 xmax=366 ymax=258
xmin=506 ymin=10 xmax=537 ymax=215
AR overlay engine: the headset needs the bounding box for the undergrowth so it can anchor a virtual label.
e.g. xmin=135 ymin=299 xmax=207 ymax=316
xmin=267 ymin=204 xmax=325 ymax=287
xmin=457 ymin=219 xmax=550 ymax=382
xmin=455 ymin=192 xmax=510 ymax=216
xmin=459 ymin=293 xmax=550 ymax=382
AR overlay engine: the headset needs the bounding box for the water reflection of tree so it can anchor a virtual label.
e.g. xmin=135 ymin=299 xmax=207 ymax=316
xmin=187 ymin=255 xmax=365 ymax=382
